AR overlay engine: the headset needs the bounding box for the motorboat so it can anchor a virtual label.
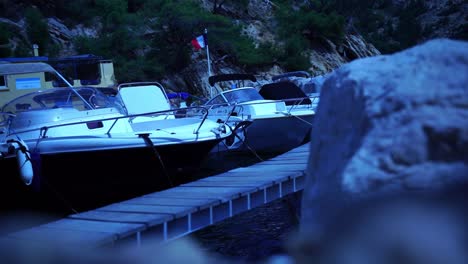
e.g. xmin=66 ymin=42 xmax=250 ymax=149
xmin=201 ymin=73 xmax=314 ymax=155
xmin=258 ymin=78 xmax=318 ymax=125
xmin=0 ymin=62 xmax=231 ymax=211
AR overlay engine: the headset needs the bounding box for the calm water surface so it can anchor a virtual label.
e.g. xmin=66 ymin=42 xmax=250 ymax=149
xmin=0 ymin=149 xmax=303 ymax=262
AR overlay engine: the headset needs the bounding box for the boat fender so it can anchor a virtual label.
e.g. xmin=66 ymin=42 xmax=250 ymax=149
xmin=14 ymin=140 xmax=34 ymax=186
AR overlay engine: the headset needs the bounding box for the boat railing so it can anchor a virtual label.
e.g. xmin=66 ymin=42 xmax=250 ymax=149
xmin=205 ymin=103 xmax=239 ymax=126
xmin=208 ymin=95 xmax=318 ymax=117
xmin=6 ymin=105 xmax=214 ymax=139
xmin=280 ymin=95 xmax=320 ymax=114
xmin=0 ymin=112 xmax=16 ymax=133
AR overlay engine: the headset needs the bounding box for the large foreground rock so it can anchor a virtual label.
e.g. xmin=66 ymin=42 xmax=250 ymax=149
xmin=301 ymin=38 xmax=468 ymax=235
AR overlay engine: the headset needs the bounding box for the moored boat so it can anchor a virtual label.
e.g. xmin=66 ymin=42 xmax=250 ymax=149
xmin=0 ymin=63 xmax=231 ymax=211
xmin=202 ymin=73 xmax=314 ymax=154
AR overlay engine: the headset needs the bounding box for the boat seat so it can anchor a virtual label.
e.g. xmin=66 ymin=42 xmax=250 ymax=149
xmin=117 ymin=84 xmax=175 ymax=121
xmin=118 ymin=85 xmax=171 ymax=114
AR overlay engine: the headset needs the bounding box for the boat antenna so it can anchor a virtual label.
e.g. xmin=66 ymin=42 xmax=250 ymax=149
xmin=53 ymin=69 xmax=94 ymax=109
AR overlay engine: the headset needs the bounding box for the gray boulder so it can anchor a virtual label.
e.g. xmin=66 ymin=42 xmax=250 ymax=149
xmin=301 ymin=38 xmax=468 ymax=235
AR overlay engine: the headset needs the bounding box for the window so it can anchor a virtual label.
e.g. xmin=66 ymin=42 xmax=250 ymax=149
xmin=77 ymin=63 xmax=101 ymax=85
xmin=0 ymin=75 xmax=7 ymax=90
xmin=206 ymin=95 xmax=227 ymax=106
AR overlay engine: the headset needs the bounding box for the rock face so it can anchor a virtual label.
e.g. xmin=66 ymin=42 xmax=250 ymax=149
xmin=419 ymin=0 xmax=467 ymax=40
xmin=301 ymin=38 xmax=468 ymax=235
xmin=308 ymin=34 xmax=381 ymax=76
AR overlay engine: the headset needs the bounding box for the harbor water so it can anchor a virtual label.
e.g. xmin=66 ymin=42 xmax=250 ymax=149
xmin=0 ymin=149 xmax=303 ymax=262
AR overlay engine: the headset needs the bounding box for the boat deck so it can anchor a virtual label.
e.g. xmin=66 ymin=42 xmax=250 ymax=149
xmin=0 ymin=143 xmax=309 ymax=250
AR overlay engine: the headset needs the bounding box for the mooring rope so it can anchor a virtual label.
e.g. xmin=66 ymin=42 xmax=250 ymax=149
xmin=225 ymin=121 xmax=264 ymax=162
xmin=140 ymin=134 xmax=174 ymax=187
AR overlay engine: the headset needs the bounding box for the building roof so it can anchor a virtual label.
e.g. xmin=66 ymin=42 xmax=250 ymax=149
xmin=0 ymin=62 xmax=56 ymax=75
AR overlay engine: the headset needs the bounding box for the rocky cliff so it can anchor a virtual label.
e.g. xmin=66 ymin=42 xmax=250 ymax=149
xmin=181 ymin=0 xmax=381 ymax=96
xmin=0 ymin=1 xmax=382 ymax=97
xmin=2 ymin=0 xmax=465 ymax=97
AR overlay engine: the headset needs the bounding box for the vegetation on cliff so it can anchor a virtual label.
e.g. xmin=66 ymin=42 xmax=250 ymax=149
xmin=0 ymin=0 xmax=464 ymax=83
xmin=0 ymin=0 xmax=348 ymax=82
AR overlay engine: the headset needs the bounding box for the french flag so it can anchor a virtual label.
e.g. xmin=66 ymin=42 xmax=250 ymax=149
xmin=191 ymin=34 xmax=206 ymax=50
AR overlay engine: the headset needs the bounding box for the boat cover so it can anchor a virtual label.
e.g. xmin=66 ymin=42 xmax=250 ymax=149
xmin=259 ymin=82 xmax=311 ymax=106
xmin=208 ymin=74 xmax=256 ymax=87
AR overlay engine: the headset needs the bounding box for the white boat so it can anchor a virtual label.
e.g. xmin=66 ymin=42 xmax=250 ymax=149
xmin=0 ymin=62 xmax=231 ymax=211
xmin=203 ymin=74 xmax=314 ymax=154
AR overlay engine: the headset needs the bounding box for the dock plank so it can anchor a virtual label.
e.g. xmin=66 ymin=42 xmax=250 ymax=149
xmin=122 ymin=197 xmax=220 ymax=209
xmin=198 ymin=177 xmax=279 ymax=184
xmin=97 ymin=204 xmax=195 ymax=218
xmin=248 ymin=164 xmax=306 ymax=169
xmin=143 ymin=186 xmax=252 ymax=201
xmin=170 ymin=186 xmax=254 ymax=195
xmin=275 ymin=153 xmax=308 ymax=159
xmin=213 ymin=170 xmax=301 ymax=177
xmin=282 ymin=148 xmax=309 ymax=154
xmin=69 ymin=211 xmax=171 ymax=226
xmin=231 ymin=165 xmax=304 ymax=173
xmin=7 ymin=226 xmax=114 ymax=247
xmin=269 ymin=156 xmax=309 ymax=161
xmin=143 ymin=191 xmax=232 ymax=201
xmin=181 ymin=181 xmax=268 ymax=189
xmin=259 ymin=160 xmax=308 ymax=165
xmin=43 ymin=219 xmax=145 ymax=239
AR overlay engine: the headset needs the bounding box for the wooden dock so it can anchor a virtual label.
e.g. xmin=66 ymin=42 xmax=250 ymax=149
xmin=1 ymin=143 xmax=309 ymax=249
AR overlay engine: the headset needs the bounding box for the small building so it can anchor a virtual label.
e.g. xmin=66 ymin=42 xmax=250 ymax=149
xmin=0 ymin=54 xmax=116 ymax=107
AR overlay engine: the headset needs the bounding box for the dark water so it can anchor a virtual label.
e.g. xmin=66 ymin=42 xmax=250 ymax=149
xmin=179 ymin=150 xmax=303 ymax=262
xmin=0 ymin=149 xmax=302 ymax=262
xmin=189 ymin=192 xmax=302 ymax=263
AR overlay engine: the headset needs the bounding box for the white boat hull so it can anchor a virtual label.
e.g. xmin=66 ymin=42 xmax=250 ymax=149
xmin=0 ymin=136 xmax=224 ymax=212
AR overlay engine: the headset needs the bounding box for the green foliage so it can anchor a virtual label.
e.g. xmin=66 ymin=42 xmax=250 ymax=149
xmin=278 ymin=35 xmax=311 ymax=72
xmin=273 ymin=0 xmax=346 ymax=70
xmin=234 ymin=40 xmax=279 ymax=69
xmin=74 ymin=29 xmax=149 ymax=82
xmin=144 ymin=0 xmax=277 ymax=71
xmin=322 ymin=0 xmax=428 ymax=54
xmin=72 ymin=0 xmax=151 ymax=82
xmin=396 ymin=1 xmax=425 ymax=48
xmin=25 ymin=7 xmax=50 ymax=56
xmin=0 ymin=24 xmax=11 ymax=57
xmin=13 ymin=41 xmax=33 ymax=57
xmin=72 ymin=0 xmax=274 ymax=80
xmin=211 ymin=0 xmax=249 ymax=14
xmin=59 ymin=0 xmax=97 ymax=26
xmin=95 ymin=0 xmax=129 ymax=29
xmin=66 ymin=0 xmax=304 ymax=81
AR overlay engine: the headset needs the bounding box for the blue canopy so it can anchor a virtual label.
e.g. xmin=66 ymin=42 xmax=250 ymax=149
xmin=167 ymin=92 xmax=190 ymax=100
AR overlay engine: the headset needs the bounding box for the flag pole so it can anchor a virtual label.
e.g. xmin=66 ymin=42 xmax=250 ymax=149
xmin=205 ymin=28 xmax=212 ymax=76
xmin=204 ymin=28 xmax=213 ymax=98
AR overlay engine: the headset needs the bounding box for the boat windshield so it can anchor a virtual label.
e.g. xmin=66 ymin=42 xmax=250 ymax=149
xmin=1 ymin=87 xmax=124 ymax=115
xmin=223 ymin=88 xmax=264 ymax=103
xmin=207 ymin=88 xmax=264 ymax=105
